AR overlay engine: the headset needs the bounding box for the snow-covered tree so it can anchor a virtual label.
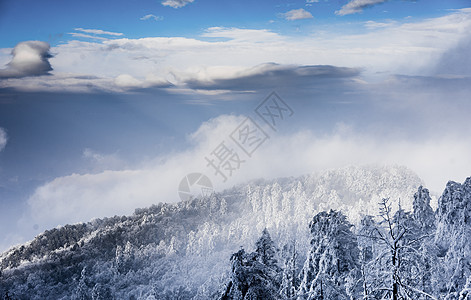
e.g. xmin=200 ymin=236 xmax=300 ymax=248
xmin=298 ymin=210 xmax=360 ymax=300
xmin=220 ymin=249 xmax=280 ymax=300
xmin=255 ymin=229 xmax=280 ymax=271
xmin=459 ymin=276 xmax=471 ymax=300
xmin=91 ymin=283 xmax=112 ymax=300
xmin=3 ymin=291 xmax=14 ymax=300
xmin=279 ymin=241 xmax=299 ymax=300
xmin=3 ymin=167 xmax=467 ymax=300
xmin=413 ymin=186 xmax=435 ymax=233
xmin=74 ymin=267 xmax=91 ymax=300
xmin=360 ymin=198 xmax=436 ymax=300
xmin=220 ymin=229 xmax=281 ymax=300
xmin=115 ymin=241 xmax=135 ymax=274
xmin=356 ymin=215 xmax=378 ymax=299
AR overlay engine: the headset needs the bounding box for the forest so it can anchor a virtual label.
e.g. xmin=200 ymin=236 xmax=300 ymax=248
xmin=222 ymin=183 xmax=471 ymax=299
xmin=0 ymin=167 xmax=470 ymax=299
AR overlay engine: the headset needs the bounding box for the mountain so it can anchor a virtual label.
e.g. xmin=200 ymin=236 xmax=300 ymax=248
xmin=0 ymin=165 xmax=424 ymax=299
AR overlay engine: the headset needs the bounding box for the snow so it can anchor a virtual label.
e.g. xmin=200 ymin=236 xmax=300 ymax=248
xmin=1 ymin=165 xmax=468 ymax=299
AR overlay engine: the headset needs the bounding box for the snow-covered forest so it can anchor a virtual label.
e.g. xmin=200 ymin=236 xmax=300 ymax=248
xmin=1 ymin=166 xmax=470 ymax=299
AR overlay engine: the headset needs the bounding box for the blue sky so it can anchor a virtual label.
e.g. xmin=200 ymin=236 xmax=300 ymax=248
xmin=1 ymin=0 xmax=468 ymax=47
xmin=0 ymin=0 xmax=471 ymax=251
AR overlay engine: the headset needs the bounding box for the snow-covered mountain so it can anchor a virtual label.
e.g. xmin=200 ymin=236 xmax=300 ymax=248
xmin=0 ymin=165 xmax=436 ymax=299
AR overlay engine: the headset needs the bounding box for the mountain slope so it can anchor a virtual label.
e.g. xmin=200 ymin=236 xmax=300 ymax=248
xmin=0 ymin=165 xmax=423 ymax=299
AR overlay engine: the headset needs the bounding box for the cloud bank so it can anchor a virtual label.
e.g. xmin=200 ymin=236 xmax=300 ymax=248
xmin=1 ymin=9 xmax=470 ymax=92
xmin=176 ymin=63 xmax=360 ymax=91
xmin=0 ymin=41 xmax=52 ymax=78
xmin=24 ymin=112 xmax=471 ymax=233
xmin=336 ymin=0 xmax=389 ymax=16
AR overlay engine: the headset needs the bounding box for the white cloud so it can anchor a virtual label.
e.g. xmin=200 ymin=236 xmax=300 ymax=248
xmin=282 ymin=8 xmax=314 ymax=21
xmin=364 ymin=20 xmax=396 ymax=29
xmin=175 ymin=63 xmax=360 ymax=91
xmin=68 ymin=32 xmax=109 ymax=41
xmin=202 ymin=27 xmax=281 ymax=42
xmin=2 ymin=9 xmax=471 ymax=92
xmin=82 ymin=148 xmax=126 ymax=172
xmin=140 ymin=14 xmax=163 ymax=21
xmin=68 ymin=28 xmax=123 ymax=42
xmin=114 ymin=74 xmax=143 ymax=88
xmin=24 ymin=112 xmax=471 ymax=231
xmin=336 ymin=0 xmax=389 ymax=16
xmin=56 ymin=9 xmax=471 ymax=80
xmin=0 ymin=73 xmax=116 ymax=93
xmin=114 ymin=73 xmax=171 ymax=89
xmin=0 ymin=41 xmax=52 ymax=78
xmin=83 ymin=148 xmax=107 ymax=162
xmin=25 ymin=115 xmax=246 ymax=228
xmin=0 ymin=128 xmax=7 ymax=152
xmin=162 ymin=0 xmax=194 ymax=8
xmin=74 ymin=28 xmax=123 ymax=36
xmin=0 ymin=71 xmax=171 ymax=93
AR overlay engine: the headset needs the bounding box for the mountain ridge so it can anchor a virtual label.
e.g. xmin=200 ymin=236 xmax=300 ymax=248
xmin=0 ymin=165 xmax=426 ymax=299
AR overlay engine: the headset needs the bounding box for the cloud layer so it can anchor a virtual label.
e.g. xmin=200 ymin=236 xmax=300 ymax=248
xmin=0 ymin=41 xmax=52 ymax=78
xmin=24 ymin=111 xmax=471 ymax=232
xmin=1 ymin=9 xmax=470 ymax=92
xmin=177 ymin=63 xmax=360 ymax=91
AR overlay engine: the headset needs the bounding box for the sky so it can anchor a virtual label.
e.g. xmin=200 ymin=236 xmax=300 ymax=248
xmin=0 ymin=0 xmax=471 ymax=251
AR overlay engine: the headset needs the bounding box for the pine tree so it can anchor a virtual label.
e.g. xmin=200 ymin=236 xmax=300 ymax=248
xmin=413 ymin=186 xmax=435 ymax=233
xmin=74 ymin=267 xmax=90 ymax=300
xmin=220 ymin=229 xmax=281 ymax=300
xmin=356 ymin=215 xmax=377 ymax=300
xmin=298 ymin=210 xmax=360 ymax=300
xmin=279 ymin=241 xmax=299 ymax=300
xmin=255 ymin=229 xmax=280 ymax=270
xmin=115 ymin=241 xmax=135 ymax=274
xmin=91 ymin=283 xmax=112 ymax=300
